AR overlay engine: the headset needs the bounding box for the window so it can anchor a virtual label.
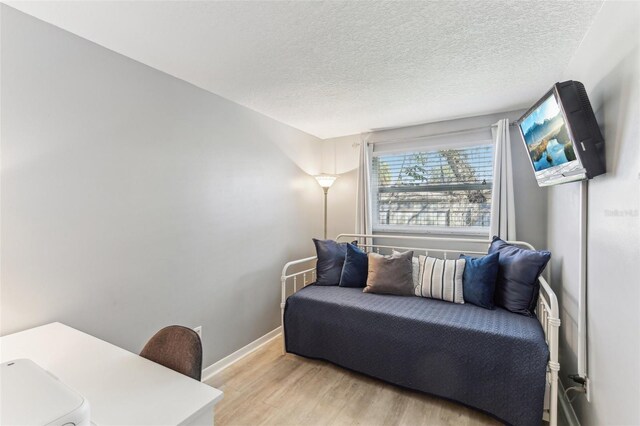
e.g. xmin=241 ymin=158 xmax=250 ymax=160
xmin=371 ymin=144 xmax=494 ymax=234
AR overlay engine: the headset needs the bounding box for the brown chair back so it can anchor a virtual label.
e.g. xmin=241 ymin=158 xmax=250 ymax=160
xmin=140 ymin=325 xmax=202 ymax=381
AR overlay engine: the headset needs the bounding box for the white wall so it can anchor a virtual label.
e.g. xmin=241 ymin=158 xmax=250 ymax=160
xmin=322 ymin=111 xmax=549 ymax=250
xmin=0 ymin=6 xmax=324 ymax=368
xmin=546 ymin=2 xmax=640 ymax=424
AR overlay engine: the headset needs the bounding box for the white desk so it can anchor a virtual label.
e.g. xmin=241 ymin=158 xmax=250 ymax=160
xmin=0 ymin=322 xmax=223 ymax=425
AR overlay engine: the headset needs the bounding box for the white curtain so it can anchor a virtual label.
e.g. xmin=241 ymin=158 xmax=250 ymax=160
xmin=355 ymin=134 xmax=373 ymax=241
xmin=490 ymin=119 xmax=516 ymax=240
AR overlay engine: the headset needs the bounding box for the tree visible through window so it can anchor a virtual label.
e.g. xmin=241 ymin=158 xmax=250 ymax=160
xmin=371 ymin=144 xmax=493 ymax=232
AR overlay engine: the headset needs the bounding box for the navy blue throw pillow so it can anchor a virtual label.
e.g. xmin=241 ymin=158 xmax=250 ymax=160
xmin=459 ymin=252 xmax=500 ymax=310
xmin=488 ymin=236 xmax=551 ymax=317
xmin=339 ymin=243 xmax=368 ymax=288
xmin=313 ymin=239 xmax=353 ymax=286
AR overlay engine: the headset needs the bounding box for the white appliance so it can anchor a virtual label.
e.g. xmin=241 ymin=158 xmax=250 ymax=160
xmin=1 ymin=359 xmax=90 ymax=426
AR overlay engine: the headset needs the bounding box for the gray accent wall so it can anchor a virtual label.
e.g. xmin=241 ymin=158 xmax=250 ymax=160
xmin=547 ymin=2 xmax=640 ymax=424
xmin=0 ymin=6 xmax=323 ymax=368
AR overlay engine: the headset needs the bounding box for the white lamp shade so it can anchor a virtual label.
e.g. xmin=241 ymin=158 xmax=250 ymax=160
xmin=314 ymin=174 xmax=338 ymax=189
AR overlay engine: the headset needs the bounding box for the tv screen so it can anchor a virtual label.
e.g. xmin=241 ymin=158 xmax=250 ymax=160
xmin=519 ymin=93 xmax=577 ymax=172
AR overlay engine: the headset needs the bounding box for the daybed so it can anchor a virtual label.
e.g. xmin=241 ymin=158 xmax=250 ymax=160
xmin=281 ymin=234 xmax=560 ymax=426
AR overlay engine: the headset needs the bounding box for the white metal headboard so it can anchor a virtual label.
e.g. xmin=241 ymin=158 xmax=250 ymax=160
xmin=280 ymin=234 xmax=559 ymax=426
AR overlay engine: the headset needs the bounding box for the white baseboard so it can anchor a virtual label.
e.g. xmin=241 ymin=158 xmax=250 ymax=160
xmin=201 ymin=327 xmax=282 ymax=383
xmin=558 ymin=380 xmax=581 ymax=426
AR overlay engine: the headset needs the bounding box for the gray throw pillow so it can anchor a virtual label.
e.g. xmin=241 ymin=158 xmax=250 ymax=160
xmin=363 ymin=250 xmax=414 ymax=296
xmin=392 ymin=250 xmax=420 ymax=289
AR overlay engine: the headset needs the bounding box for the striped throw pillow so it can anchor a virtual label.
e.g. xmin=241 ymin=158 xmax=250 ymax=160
xmin=416 ymin=255 xmax=466 ymax=304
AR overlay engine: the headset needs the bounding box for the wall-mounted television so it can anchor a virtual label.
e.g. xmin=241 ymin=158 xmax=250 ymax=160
xmin=517 ymin=81 xmax=605 ymax=187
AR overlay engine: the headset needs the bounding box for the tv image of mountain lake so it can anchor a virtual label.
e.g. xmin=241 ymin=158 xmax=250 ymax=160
xmin=533 ymin=139 xmax=570 ymax=171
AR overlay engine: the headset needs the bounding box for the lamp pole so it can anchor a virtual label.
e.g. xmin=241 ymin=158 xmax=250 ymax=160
xmin=313 ymin=174 xmax=338 ymax=240
xmin=323 ymin=187 xmax=329 ymax=239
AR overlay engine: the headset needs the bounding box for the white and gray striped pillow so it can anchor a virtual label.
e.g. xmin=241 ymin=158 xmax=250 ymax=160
xmin=416 ymin=255 xmax=465 ymax=304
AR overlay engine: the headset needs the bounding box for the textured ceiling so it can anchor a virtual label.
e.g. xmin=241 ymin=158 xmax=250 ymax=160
xmin=6 ymin=1 xmax=603 ymax=139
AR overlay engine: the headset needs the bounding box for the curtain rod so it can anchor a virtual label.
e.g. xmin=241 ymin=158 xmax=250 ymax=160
xmin=363 ymin=121 xmax=518 ymax=147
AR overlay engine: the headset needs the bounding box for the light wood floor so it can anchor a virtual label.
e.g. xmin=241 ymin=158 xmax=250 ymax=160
xmin=206 ymin=336 xmax=500 ymax=426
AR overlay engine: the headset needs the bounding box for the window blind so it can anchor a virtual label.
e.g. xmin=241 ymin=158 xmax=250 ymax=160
xmin=371 ymin=144 xmax=494 ymax=231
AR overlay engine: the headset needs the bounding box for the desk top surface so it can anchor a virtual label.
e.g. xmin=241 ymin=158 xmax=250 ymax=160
xmin=0 ymin=322 xmax=223 ymax=426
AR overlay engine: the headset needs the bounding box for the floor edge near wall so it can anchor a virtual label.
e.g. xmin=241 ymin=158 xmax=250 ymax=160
xmin=201 ymin=327 xmax=282 ymax=382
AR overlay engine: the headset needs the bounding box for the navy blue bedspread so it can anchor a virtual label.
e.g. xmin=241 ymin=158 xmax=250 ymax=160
xmin=284 ymin=285 xmax=549 ymax=426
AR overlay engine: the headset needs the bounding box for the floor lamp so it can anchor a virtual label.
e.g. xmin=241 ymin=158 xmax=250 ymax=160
xmin=314 ymin=174 xmax=338 ymax=239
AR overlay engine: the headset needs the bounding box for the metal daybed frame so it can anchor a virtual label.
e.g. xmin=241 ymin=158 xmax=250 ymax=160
xmin=280 ymin=234 xmax=560 ymax=426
